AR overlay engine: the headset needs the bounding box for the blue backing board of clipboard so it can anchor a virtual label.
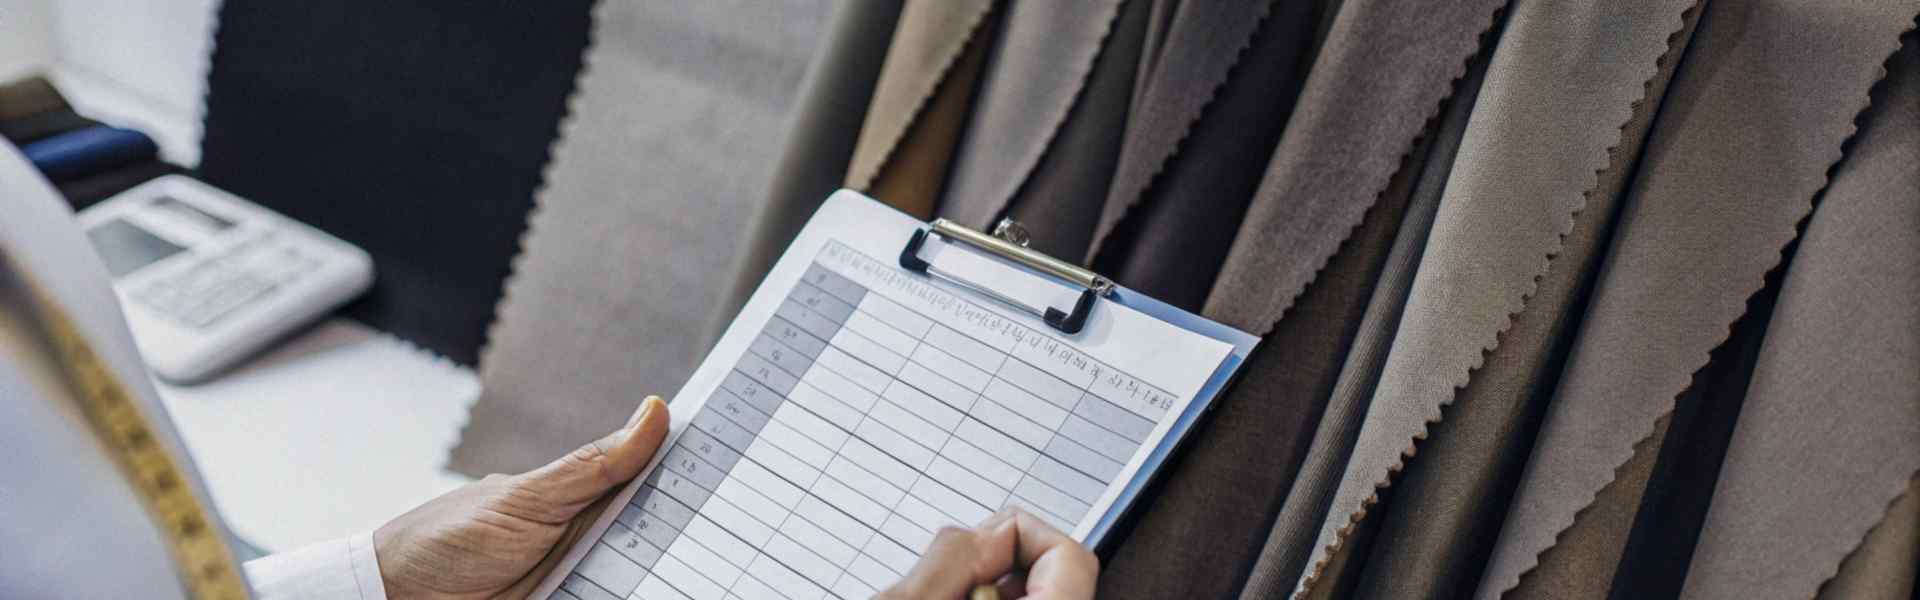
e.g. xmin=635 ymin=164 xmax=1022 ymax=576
xmin=1083 ymin=287 xmax=1259 ymax=548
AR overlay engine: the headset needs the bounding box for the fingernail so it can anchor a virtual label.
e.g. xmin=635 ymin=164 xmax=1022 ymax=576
xmin=625 ymin=395 xmax=665 ymax=429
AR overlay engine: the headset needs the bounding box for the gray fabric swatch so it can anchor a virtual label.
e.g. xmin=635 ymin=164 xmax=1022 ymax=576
xmin=1294 ymin=0 xmax=1696 ymax=595
xmin=1351 ymin=4 xmax=1704 ymax=597
xmin=939 ymin=0 xmax=1129 ymax=231
xmin=452 ymin=1 xmax=831 ymax=474
xmin=1087 ymin=0 xmax=1274 ymax=260
xmin=1234 ymin=22 xmax=1492 ymax=600
xmin=980 ymin=0 xmax=1153 ymax=262
xmin=1478 ymin=0 xmax=1920 ymax=594
xmin=1202 ymin=0 xmax=1506 ymax=336
xmin=1500 ymin=6 xmax=1706 ymax=599
xmin=1680 ymin=36 xmax=1920 ymax=599
xmin=1087 ymin=0 xmax=1326 ymax=311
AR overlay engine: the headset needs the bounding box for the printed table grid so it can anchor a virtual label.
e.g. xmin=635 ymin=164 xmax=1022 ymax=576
xmin=566 ymin=248 xmax=1178 ymax=600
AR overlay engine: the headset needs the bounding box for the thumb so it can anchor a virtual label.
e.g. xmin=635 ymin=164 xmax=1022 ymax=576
xmin=516 ymin=396 xmax=671 ymax=512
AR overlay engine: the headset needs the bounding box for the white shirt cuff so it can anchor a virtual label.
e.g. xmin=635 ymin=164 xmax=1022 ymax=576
xmin=243 ymin=533 xmax=388 ymax=600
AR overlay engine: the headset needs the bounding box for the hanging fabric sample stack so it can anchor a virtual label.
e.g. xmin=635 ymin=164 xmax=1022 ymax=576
xmin=478 ymin=0 xmax=1920 ymax=597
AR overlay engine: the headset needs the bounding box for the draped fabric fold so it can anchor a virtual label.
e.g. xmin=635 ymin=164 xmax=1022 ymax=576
xmin=1088 ymin=0 xmax=1329 ymax=310
xmin=1479 ymin=1 xmax=1920 ymax=595
xmin=649 ymin=1 xmax=1920 ymax=596
xmin=1291 ymin=0 xmax=1698 ymax=596
xmin=844 ymin=0 xmax=995 ymax=200
xmin=938 ymin=0 xmax=1128 ymax=232
xmin=976 ymin=0 xmax=1153 ymax=263
xmin=852 ymin=1 xmax=995 ymax=218
xmin=716 ymin=0 xmax=904 ymax=341
xmin=1086 ymin=1 xmax=1278 ymax=262
xmin=1818 ymin=479 xmax=1920 ymax=600
xmin=1680 ymin=35 xmax=1920 ymax=600
xmin=1235 ymin=28 xmax=1495 ymax=599
xmin=1238 ymin=45 xmax=1492 ymax=599
xmin=1345 ymin=3 xmax=1703 ymax=598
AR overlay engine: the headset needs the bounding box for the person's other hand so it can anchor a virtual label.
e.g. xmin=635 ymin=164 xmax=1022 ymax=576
xmin=373 ymin=396 xmax=670 ymax=599
xmin=877 ymin=507 xmax=1100 ymax=600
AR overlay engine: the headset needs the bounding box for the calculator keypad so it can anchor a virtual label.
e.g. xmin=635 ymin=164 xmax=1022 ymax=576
xmin=132 ymin=234 xmax=317 ymax=329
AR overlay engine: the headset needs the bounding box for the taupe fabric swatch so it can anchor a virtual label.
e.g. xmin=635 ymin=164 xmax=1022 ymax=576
xmin=1496 ymin=15 xmax=1705 ymax=599
xmin=1350 ymin=4 xmax=1704 ymax=598
xmin=862 ymin=24 xmax=990 ymax=219
xmin=1086 ymin=0 xmax=1275 ymax=260
xmin=453 ymin=0 xmax=831 ymax=474
xmin=1819 ymin=479 xmax=1920 ymax=600
xmin=1478 ymin=0 xmax=1920 ymax=593
xmin=844 ymin=0 xmax=994 ymax=195
xmin=1098 ymin=120 xmax=1414 ymax=600
xmin=1228 ymin=0 xmax=1506 ymax=592
xmin=1088 ymin=0 xmax=1327 ymax=310
xmin=1296 ymin=1 xmax=1696 ymax=595
xmin=1506 ymin=413 xmax=1670 ymax=598
xmin=1201 ymin=0 xmax=1506 ymax=336
xmin=717 ymin=0 xmax=904 ymax=337
xmin=1680 ymin=36 xmax=1920 ymax=599
xmin=973 ymin=0 xmax=1153 ymax=262
xmin=1240 ymin=53 xmax=1484 ymax=597
xmin=939 ymin=0 xmax=1129 ymax=231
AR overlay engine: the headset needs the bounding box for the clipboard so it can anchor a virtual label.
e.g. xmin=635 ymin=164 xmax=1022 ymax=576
xmin=535 ymin=191 xmax=1258 ymax=599
xmin=897 ymin=215 xmax=1260 ymax=550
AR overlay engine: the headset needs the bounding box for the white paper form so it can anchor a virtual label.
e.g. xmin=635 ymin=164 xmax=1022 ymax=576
xmin=537 ymin=191 xmax=1235 ymax=600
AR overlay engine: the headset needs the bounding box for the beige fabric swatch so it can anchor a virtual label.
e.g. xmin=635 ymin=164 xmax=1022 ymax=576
xmin=844 ymin=0 xmax=994 ymax=199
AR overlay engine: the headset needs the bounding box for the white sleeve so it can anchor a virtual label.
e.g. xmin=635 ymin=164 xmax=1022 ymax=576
xmin=243 ymin=533 xmax=389 ymax=600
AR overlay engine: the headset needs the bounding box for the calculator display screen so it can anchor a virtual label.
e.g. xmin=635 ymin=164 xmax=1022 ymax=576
xmin=152 ymin=196 xmax=234 ymax=233
xmin=85 ymin=218 xmax=186 ymax=278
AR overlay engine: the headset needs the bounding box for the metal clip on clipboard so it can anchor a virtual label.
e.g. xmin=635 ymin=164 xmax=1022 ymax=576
xmin=899 ymin=218 xmax=1115 ymax=335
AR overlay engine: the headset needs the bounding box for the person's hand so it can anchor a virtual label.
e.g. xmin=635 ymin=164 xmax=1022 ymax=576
xmin=878 ymin=507 xmax=1100 ymax=600
xmin=373 ymin=396 xmax=670 ymax=599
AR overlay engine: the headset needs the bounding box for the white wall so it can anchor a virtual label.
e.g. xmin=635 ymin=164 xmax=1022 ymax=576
xmin=0 ymin=0 xmax=59 ymax=82
xmin=0 ymin=0 xmax=220 ymax=166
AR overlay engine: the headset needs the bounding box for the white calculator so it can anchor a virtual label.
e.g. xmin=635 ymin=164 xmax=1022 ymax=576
xmin=78 ymin=175 xmax=373 ymax=383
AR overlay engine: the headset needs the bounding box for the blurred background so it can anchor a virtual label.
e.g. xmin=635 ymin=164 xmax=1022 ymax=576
xmin=0 ymin=0 xmax=835 ymax=554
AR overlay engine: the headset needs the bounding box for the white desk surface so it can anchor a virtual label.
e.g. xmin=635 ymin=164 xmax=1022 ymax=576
xmin=156 ymin=317 xmax=480 ymax=552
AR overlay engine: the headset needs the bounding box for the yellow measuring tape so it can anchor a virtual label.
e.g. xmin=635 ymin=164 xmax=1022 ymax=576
xmin=31 ymin=293 xmax=250 ymax=599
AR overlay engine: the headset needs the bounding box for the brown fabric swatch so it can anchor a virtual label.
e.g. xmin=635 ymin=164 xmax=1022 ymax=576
xmin=974 ymin=0 xmax=1152 ymax=262
xmin=1818 ymin=479 xmax=1920 ymax=600
xmin=1298 ymin=0 xmax=1695 ymax=595
xmin=1088 ymin=0 xmax=1327 ymax=311
xmin=1479 ymin=0 xmax=1920 ymax=594
xmin=1680 ymin=33 xmax=1920 ymax=599
xmin=864 ymin=24 xmax=990 ymax=219
xmin=0 ymin=76 xmax=66 ymax=121
xmin=1234 ymin=6 xmax=1500 ymax=595
xmin=715 ymin=0 xmax=905 ymax=336
xmin=1085 ymin=0 xmax=1276 ymax=261
xmin=844 ymin=0 xmax=995 ymax=197
xmin=939 ymin=0 xmax=1131 ymax=233
xmin=1097 ymin=126 xmax=1413 ymax=600
xmin=1347 ymin=3 xmax=1702 ymax=598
